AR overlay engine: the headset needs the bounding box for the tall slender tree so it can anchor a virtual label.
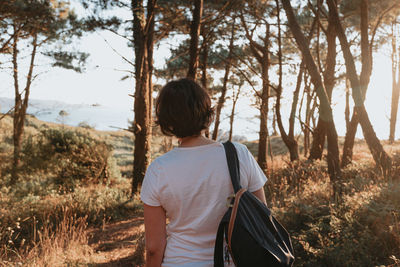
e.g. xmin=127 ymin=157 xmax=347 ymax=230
xmin=212 ymin=19 xmax=236 ymax=140
xmin=187 ymin=0 xmax=203 ymax=80
xmin=132 ymin=0 xmax=157 ymax=194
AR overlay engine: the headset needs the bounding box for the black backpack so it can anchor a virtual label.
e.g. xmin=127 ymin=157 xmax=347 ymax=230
xmin=214 ymin=141 xmax=295 ymax=267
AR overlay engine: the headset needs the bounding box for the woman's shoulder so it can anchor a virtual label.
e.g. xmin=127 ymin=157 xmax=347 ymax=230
xmin=231 ymin=142 xmax=250 ymax=154
xmin=147 ymin=148 xmax=180 ymax=170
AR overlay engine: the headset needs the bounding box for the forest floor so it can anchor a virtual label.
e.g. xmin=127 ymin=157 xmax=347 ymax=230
xmin=87 ymin=216 xmax=145 ymax=266
xmin=1 ymin=114 xmax=399 ymax=266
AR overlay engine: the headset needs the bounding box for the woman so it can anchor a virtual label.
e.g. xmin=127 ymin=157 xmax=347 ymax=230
xmin=141 ymin=78 xmax=267 ymax=267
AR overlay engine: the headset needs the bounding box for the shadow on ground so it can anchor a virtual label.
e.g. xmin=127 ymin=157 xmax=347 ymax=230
xmin=88 ymin=217 xmax=145 ymax=266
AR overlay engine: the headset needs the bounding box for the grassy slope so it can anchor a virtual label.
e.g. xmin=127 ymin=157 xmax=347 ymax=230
xmin=0 ymin=115 xmax=399 ymax=266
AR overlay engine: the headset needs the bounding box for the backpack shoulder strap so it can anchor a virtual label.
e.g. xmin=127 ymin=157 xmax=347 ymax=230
xmin=223 ymin=141 xmax=241 ymax=193
xmin=213 ymin=220 xmax=226 ymax=267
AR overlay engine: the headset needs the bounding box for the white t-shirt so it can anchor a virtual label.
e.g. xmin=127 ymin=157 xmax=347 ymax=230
xmin=140 ymin=142 xmax=267 ymax=267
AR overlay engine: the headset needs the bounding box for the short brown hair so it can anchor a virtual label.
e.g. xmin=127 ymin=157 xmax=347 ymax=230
xmin=155 ymin=78 xmax=214 ymax=138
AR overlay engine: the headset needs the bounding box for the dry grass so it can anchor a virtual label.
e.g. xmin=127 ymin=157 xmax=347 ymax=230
xmin=1 ymin=208 xmax=95 ymax=267
xmin=1 ymin=114 xmax=400 ymax=266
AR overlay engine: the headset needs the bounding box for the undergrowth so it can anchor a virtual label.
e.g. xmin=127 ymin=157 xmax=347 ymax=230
xmin=0 ymin=115 xmax=399 ymax=266
xmin=268 ymin=155 xmax=400 ymax=267
xmin=0 ymin=125 xmax=141 ymax=266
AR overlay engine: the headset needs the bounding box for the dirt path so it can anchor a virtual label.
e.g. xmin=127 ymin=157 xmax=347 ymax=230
xmin=87 ymin=217 xmax=145 ymax=266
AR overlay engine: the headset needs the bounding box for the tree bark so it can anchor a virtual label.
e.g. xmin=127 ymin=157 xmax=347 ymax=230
xmin=132 ymin=0 xmax=155 ymax=195
xmin=327 ymin=0 xmax=391 ymax=174
xmin=212 ymin=21 xmax=235 ymax=141
xmin=282 ymin=0 xmax=341 ymax=182
xmin=389 ymin=22 xmax=400 ymax=143
xmin=187 ymin=0 xmax=203 ymax=80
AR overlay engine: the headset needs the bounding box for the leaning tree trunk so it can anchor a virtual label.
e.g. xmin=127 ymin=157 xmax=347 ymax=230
xmin=132 ymin=0 xmax=156 ymax=195
xmin=11 ymin=29 xmax=37 ymax=185
xmin=187 ymin=0 xmax=203 ymax=80
xmin=282 ymin=0 xmax=341 ymax=183
xmin=309 ymin=8 xmax=337 ymax=160
xmin=389 ymin=22 xmax=400 ymax=143
xmin=327 ymin=0 xmax=391 ymax=175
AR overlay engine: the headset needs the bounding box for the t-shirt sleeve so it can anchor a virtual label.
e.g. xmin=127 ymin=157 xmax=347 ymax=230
xmin=237 ymin=143 xmax=268 ymax=192
xmin=140 ymin=161 xmax=162 ymax=207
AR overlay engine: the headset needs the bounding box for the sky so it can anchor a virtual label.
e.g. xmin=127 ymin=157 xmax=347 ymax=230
xmin=0 ymin=4 xmax=398 ymax=142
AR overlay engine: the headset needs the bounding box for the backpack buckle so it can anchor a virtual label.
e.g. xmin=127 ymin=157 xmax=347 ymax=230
xmin=226 ymin=193 xmax=235 ymax=208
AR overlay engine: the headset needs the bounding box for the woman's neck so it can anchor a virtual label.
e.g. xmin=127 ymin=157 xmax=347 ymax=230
xmin=178 ymin=135 xmax=216 ymax=147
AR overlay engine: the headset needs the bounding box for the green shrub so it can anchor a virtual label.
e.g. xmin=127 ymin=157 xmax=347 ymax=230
xmin=21 ymin=128 xmax=119 ymax=187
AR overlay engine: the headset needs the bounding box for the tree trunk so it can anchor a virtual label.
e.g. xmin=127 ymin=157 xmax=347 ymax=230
xmin=229 ymin=86 xmax=241 ymax=142
xmin=200 ymin=38 xmax=208 ymax=91
xmin=275 ymin=0 xmax=299 ymax=161
xmin=11 ymin=29 xmax=37 ymax=184
xmin=282 ymin=0 xmax=341 ymax=182
xmin=201 ymin=39 xmax=210 ymax=138
xmin=302 ymin=75 xmax=312 ymax=156
xmin=271 ymin=107 xmax=278 ymax=136
xmin=308 ymin=119 xmax=326 ymax=160
xmin=327 ymin=0 xmax=391 ymax=174
xmin=345 ymin=78 xmax=350 ymax=131
xmin=132 ymin=0 xmax=155 ymax=195
xmin=212 ymin=21 xmax=235 ymax=141
xmin=389 ymin=22 xmax=400 ymax=143
xmin=258 ymin=64 xmax=269 ymax=174
xmin=187 ymin=0 xmax=203 ymax=80
xmin=147 ymin=0 xmax=155 ymax=144
xmin=240 ymin=14 xmax=270 ymax=173
xmin=341 ymin=111 xmax=359 ymax=167
xmin=309 ymin=8 xmax=337 ymax=160
xmin=11 ymin=27 xmax=21 ymax=184
xmin=256 ymin=25 xmax=271 ymax=174
xmin=357 ymin=105 xmax=392 ymax=175
xmin=289 ymin=62 xmax=304 ymax=139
